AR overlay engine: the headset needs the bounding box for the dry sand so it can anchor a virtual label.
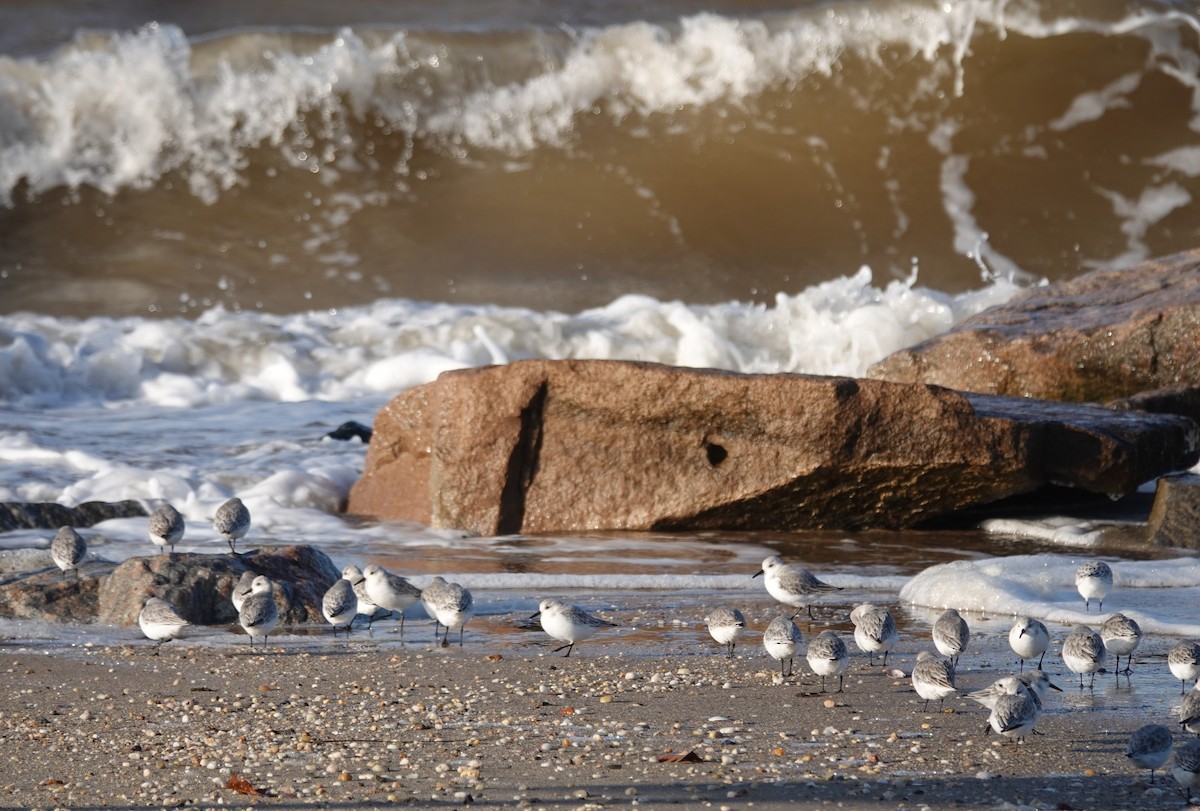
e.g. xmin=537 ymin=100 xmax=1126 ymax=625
xmin=0 ymin=624 xmax=1195 ymax=810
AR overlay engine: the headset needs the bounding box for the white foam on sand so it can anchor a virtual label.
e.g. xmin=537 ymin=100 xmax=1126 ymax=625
xmin=900 ymin=553 xmax=1200 ymax=637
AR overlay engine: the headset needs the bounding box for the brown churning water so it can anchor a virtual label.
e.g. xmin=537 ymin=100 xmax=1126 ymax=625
xmin=0 ymin=0 xmax=1198 ymax=318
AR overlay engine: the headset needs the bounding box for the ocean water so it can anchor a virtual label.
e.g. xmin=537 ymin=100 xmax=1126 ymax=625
xmin=2 ymin=0 xmax=1199 ymax=653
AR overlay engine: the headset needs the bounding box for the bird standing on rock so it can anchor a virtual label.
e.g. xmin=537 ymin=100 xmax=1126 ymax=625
xmin=213 ymin=497 xmax=250 ymax=555
xmin=148 ymin=504 xmax=185 ymax=555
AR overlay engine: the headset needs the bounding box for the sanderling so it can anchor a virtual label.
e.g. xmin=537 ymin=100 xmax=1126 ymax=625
xmin=932 ymin=608 xmax=970 ymax=667
xmin=1100 ymin=612 xmax=1143 ymax=674
xmin=704 ymin=607 xmax=745 ymax=658
xmin=1020 ymin=670 xmax=1063 ymax=711
xmin=806 ymin=630 xmax=849 ymax=692
xmin=342 ymin=565 xmax=384 ymax=628
xmin=51 ymin=526 xmax=86 ymax=579
xmin=753 ymin=555 xmax=842 ymax=620
xmin=238 ymin=575 xmax=279 ymax=650
xmin=363 ymin=564 xmax=423 ymax=637
xmin=138 ymin=597 xmax=190 ymax=654
xmin=148 ymin=504 xmax=185 ymax=555
xmin=1009 ymin=616 xmax=1050 ymax=672
xmin=1075 ymin=560 xmax=1113 ymax=612
xmin=532 ymin=599 xmax=617 ymax=657
xmin=969 ymin=670 xmax=1061 ymax=713
xmin=984 ymin=676 xmax=1039 ymax=743
xmin=912 ymin=650 xmax=957 ymax=711
xmin=1126 ymin=724 xmax=1173 ymax=782
xmin=213 ymin=497 xmax=251 ymax=554
xmin=1062 ymin=624 xmax=1107 ymax=689
xmin=231 ymin=571 xmax=256 ymax=612
xmin=1180 ymin=683 xmax=1200 ymax=736
xmin=763 ymin=615 xmax=803 ymax=677
xmin=323 ymin=576 xmax=358 ymax=637
xmin=421 ymin=576 xmax=474 ymax=647
xmin=850 ymin=603 xmax=898 ymax=666
xmin=1174 ymin=738 xmax=1200 ymax=800
xmin=1169 ymin=641 xmax=1200 ymax=694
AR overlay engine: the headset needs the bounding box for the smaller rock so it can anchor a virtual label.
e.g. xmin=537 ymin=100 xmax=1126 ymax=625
xmin=1146 ymin=473 xmax=1200 ymax=549
xmin=325 ymin=421 xmax=373 ymax=443
xmin=1109 ymin=386 xmax=1200 ymax=427
xmin=0 ymin=500 xmax=147 ymax=532
xmin=0 ymin=545 xmax=340 ymax=626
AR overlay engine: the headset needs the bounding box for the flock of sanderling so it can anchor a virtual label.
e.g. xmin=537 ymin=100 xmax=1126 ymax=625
xmin=745 ymin=554 xmax=1200 ymax=800
xmin=42 ymin=506 xmax=1200 ymax=798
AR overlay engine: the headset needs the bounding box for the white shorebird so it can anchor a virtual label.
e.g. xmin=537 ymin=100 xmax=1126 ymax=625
xmin=984 ymin=676 xmax=1040 ymax=743
xmin=1099 ymin=612 xmax=1143 ymax=675
xmin=911 ymin=650 xmax=957 ymax=711
xmin=147 ymin=504 xmax=185 ymax=555
xmin=1009 ymin=616 xmax=1050 ymax=672
xmin=932 ymin=608 xmax=970 ymax=667
xmin=51 ymin=526 xmax=86 ymax=579
xmin=1126 ymin=724 xmax=1173 ymax=782
xmin=1170 ymin=641 xmax=1200 ymax=694
xmin=704 ymin=607 xmax=745 ymax=658
xmin=1075 ymin=560 xmax=1113 ymax=612
xmin=1062 ymin=624 xmax=1107 ymax=689
xmin=213 ymin=497 xmax=251 ymax=554
xmin=322 ymin=576 xmax=358 ymax=637
xmin=138 ymin=597 xmax=190 ymax=654
xmin=753 ymin=555 xmax=842 ymax=620
xmin=1020 ymin=670 xmax=1063 ymax=711
xmin=341 ymin=565 xmax=384 ymax=628
xmin=969 ymin=670 xmax=1061 ymax=713
xmin=763 ymin=615 xmax=804 ymax=677
xmin=231 ymin=570 xmax=256 ymax=612
xmin=238 ymin=575 xmax=279 ymax=650
xmin=1174 ymin=738 xmax=1200 ymax=801
xmin=421 ymin=576 xmax=474 ymax=647
xmin=1180 ymin=683 xmax=1200 ymax=737
xmin=806 ymin=630 xmax=849 ymax=692
xmin=851 ymin=603 xmax=898 ymax=666
xmin=531 ymin=599 xmax=617 ymax=657
xmin=362 ymin=564 xmax=423 ymax=637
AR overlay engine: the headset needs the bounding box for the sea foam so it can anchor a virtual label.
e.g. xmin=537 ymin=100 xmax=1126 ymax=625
xmin=0 ymin=268 xmax=1018 ymax=408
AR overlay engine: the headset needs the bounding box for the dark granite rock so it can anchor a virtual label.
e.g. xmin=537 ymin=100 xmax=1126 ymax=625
xmin=0 ymin=500 xmax=147 ymax=532
xmin=325 ymin=421 xmax=373 ymax=443
xmin=1109 ymin=386 xmax=1200 ymax=427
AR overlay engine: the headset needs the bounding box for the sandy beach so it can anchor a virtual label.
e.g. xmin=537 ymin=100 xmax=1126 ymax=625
xmin=0 ymin=622 xmax=1194 ymax=811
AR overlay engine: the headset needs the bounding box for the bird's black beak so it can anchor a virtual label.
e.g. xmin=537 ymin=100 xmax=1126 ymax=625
xmin=529 ymin=611 xmax=541 ymax=620
xmin=1047 ymin=681 xmax=1063 ymax=692
xmin=1018 ymin=628 xmax=1026 ymax=638
xmin=752 ymin=570 xmax=763 ymax=579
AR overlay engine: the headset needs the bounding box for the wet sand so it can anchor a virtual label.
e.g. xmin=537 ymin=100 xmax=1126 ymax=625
xmin=0 ymin=625 xmax=1193 ymax=810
